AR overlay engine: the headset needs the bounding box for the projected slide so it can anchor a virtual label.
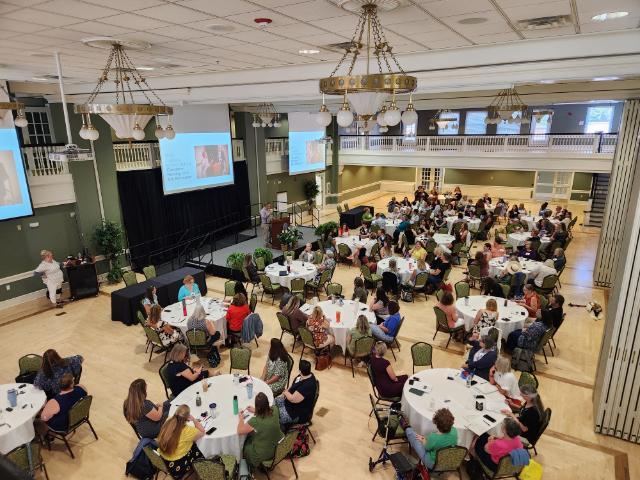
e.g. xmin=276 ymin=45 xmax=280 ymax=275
xmin=0 ymin=127 xmax=33 ymax=221
xmin=288 ymin=112 xmax=326 ymax=175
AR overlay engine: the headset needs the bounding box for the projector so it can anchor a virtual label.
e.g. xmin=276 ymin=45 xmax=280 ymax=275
xmin=49 ymin=144 xmax=94 ymax=162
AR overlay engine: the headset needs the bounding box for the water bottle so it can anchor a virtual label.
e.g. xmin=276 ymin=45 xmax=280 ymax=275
xmin=195 ymin=392 xmax=202 ymax=407
xmin=7 ymin=388 xmax=17 ymax=408
xmin=466 ymin=373 xmax=473 ymax=388
xmin=209 ymin=403 xmax=217 ymax=418
xmin=233 ymin=395 xmax=239 ymax=415
xmin=504 ymin=298 xmax=508 ymax=307
xmin=182 ymin=299 xmax=187 ymax=316
xmin=246 ymin=382 xmax=254 ymax=399
xmin=464 ymin=296 xmax=469 ymax=306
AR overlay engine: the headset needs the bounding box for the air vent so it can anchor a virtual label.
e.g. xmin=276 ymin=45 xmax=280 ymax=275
xmin=329 ymin=0 xmax=410 ymax=13
xmin=323 ymin=41 xmax=359 ymax=53
xmin=516 ymin=15 xmax=572 ymax=30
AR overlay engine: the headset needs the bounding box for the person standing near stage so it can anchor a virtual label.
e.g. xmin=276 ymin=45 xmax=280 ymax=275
xmin=260 ymin=202 xmax=273 ymax=246
xmin=34 ymin=250 xmax=64 ymax=308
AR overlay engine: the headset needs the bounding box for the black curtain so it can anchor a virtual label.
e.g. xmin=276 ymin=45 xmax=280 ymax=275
xmin=117 ymin=162 xmax=251 ymax=268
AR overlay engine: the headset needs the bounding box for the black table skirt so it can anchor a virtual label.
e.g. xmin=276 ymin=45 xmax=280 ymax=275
xmin=340 ymin=205 xmax=374 ymax=229
xmin=111 ymin=267 xmax=207 ymax=325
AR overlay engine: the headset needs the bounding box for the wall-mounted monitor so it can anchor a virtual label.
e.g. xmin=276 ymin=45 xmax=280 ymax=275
xmin=0 ymin=111 xmax=33 ymax=221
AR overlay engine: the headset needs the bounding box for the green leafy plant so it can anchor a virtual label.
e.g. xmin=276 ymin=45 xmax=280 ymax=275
xmin=253 ymin=247 xmax=273 ymax=265
xmin=315 ymin=221 xmax=338 ymax=241
xmin=93 ymin=220 xmax=125 ymax=283
xmin=226 ymin=252 xmax=245 ymax=270
xmin=278 ymin=226 xmax=303 ymax=248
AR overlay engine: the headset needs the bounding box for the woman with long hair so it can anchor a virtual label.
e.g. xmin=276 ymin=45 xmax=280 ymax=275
xmin=123 ymin=379 xmax=169 ymax=439
xmin=157 ymin=405 xmax=204 ymax=477
xmin=147 ymin=304 xmax=183 ymax=348
xmin=346 ymin=314 xmax=372 ymax=357
xmin=238 ymin=392 xmax=284 ymax=469
xmin=164 ymin=344 xmax=211 ymax=397
xmin=281 ymin=295 xmax=307 ymax=333
xmin=369 ymin=286 xmax=390 ymax=323
xmin=226 ymin=293 xmax=250 ymax=334
xmin=243 ymin=253 xmax=260 ymax=282
xmin=262 ymin=338 xmax=290 ymax=395
xmin=472 ymin=298 xmax=498 ymax=335
xmin=502 ymin=384 xmax=545 ymax=445
xmin=34 ymin=349 xmax=83 ymax=398
xmin=142 ymin=286 xmax=158 ymax=316
xmin=306 ymin=306 xmax=335 ymax=348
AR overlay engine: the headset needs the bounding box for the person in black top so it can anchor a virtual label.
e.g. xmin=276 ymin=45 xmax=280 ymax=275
xmin=39 ymin=373 xmax=87 ymax=433
xmin=414 ymin=185 xmax=426 ymax=203
xmin=427 ymin=248 xmax=450 ymax=291
xmin=508 ymin=204 xmax=520 ymax=221
xmin=243 ymin=254 xmax=260 ymax=283
xmin=165 ymin=344 xmax=211 ymax=397
xmin=502 ymin=384 xmax=544 ymax=444
xmin=482 ymin=277 xmax=505 ymax=298
xmin=274 ymin=359 xmax=318 ymax=426
xmin=539 ymin=294 xmax=564 ymax=329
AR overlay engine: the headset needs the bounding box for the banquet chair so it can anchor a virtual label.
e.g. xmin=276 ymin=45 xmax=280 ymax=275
xmin=16 ymin=353 xmax=42 ymax=383
xmin=548 ymin=313 xmax=565 ymax=352
xmin=344 ymin=335 xmax=375 ymax=377
xmin=521 ymin=408 xmax=552 ymax=456
xmin=290 ymin=277 xmax=306 ymax=299
xmin=442 ymin=267 xmax=452 ymax=283
xmin=435 ymin=288 xmax=445 ymax=302
xmin=277 ymin=312 xmax=299 ymax=352
xmin=533 ymin=328 xmax=555 ymax=369
xmin=242 ymin=267 xmax=260 ymax=295
xmin=193 ymin=456 xmax=237 ymax=480
xmin=510 ymin=272 xmax=526 ymax=298
xmin=478 ymin=451 xmax=526 ymax=479
xmin=534 ymin=274 xmax=558 ymax=296
xmin=288 ymin=378 xmax=320 ymax=444
xmin=412 ymin=272 xmax=429 ymax=301
xmin=538 ymin=294 xmax=549 ymax=311
xmin=285 ymin=353 xmax=295 ymax=389
xmin=142 ymin=265 xmax=157 ymax=280
xmin=467 ymin=264 xmax=483 ymax=289
xmin=313 ymin=250 xmax=324 ymax=264
xmin=123 ymin=271 xmax=138 ymax=287
xmin=136 ymin=312 xmax=152 ymax=352
xmin=255 ymin=256 xmax=267 ymax=273
xmin=249 ymin=293 xmax=258 ymax=313
xmin=297 ymin=327 xmax=328 ymax=368
xmin=360 ymin=264 xmax=383 ymax=291
xmin=259 ymin=274 xmax=282 ymax=304
xmin=336 ymin=205 xmax=343 ymax=215
xmin=158 ymin=362 xmax=175 ymax=400
xmin=368 ymin=394 xmax=406 ymax=445
xmin=370 ymin=242 xmax=381 ymax=260
xmin=343 ymin=202 xmax=350 ymax=211
xmin=410 ymin=342 xmax=433 ymax=373
xmin=305 ymin=269 xmax=331 ymax=298
xmin=433 ymin=306 xmax=465 ymax=349
xmin=500 ymin=283 xmax=511 ymax=299
xmin=223 ymin=280 xmax=236 ymax=301
xmin=366 ymin=364 xmax=402 ymax=414
xmin=326 ymin=282 xmax=343 ymax=297
xmin=46 ymin=395 xmax=98 ymax=459
xmin=229 ymin=347 xmax=251 ymax=374
xmin=438 ymin=227 xmax=449 ymax=234
xmin=186 ymin=328 xmax=208 ymax=356
xmin=143 ymin=325 xmax=169 ymax=363
xmin=518 ymin=371 xmax=539 ymax=390
xmin=336 ymin=243 xmax=353 ymax=267
xmin=454 ymin=281 xmax=470 ymax=300
xmin=432 ymin=445 xmax=468 ymax=479
xmin=7 ymin=442 xmax=49 ymax=480
xmin=382 ymin=316 xmax=404 ymax=360
xmin=143 ymin=446 xmax=170 ymax=479
xmin=382 ymin=271 xmax=399 ymax=297
xmin=261 ymin=430 xmax=299 ymax=479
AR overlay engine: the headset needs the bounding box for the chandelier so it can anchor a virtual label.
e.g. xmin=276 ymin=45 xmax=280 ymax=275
xmin=428 ymin=109 xmax=458 ymax=131
xmin=251 ymin=103 xmax=281 ymax=128
xmin=315 ymin=2 xmax=417 ymax=131
xmin=74 ymin=41 xmax=173 ymax=142
xmin=0 ymin=84 xmax=28 ymax=127
xmin=486 ymin=87 xmax=534 ymax=125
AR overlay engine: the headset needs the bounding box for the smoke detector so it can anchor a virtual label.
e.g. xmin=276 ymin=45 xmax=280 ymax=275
xmin=516 ymin=15 xmax=572 ymax=30
xmin=330 ymin=0 xmax=410 ymax=13
xmin=254 ymin=18 xmax=273 ymax=28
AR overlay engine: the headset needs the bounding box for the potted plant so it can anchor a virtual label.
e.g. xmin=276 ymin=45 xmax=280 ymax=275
xmin=226 ymin=252 xmax=246 ymax=281
xmin=315 ymin=221 xmax=338 ymax=242
xmin=303 ymin=180 xmax=320 ymax=214
xmin=278 ymin=226 xmax=303 ymax=250
xmin=253 ymin=247 xmax=273 ymax=266
xmin=93 ymin=220 xmax=125 ymax=283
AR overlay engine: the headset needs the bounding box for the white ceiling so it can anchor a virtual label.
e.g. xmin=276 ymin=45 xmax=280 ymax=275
xmin=0 ymin=0 xmax=638 ymax=80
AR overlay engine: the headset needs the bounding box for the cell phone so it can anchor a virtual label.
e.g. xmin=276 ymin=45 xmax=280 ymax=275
xmin=18 ymin=384 xmax=26 ymax=388
xmin=206 ymin=426 xmax=217 ymax=435
xmin=5 ymin=407 xmax=12 ymax=412
xmin=483 ymin=414 xmax=496 ymax=423
xmin=239 ymin=376 xmax=249 ymax=383
xmin=409 ymin=379 xmax=415 ymax=385
xmin=475 ymin=395 xmax=485 ymax=400
xmin=446 ymin=376 xmax=454 ymax=380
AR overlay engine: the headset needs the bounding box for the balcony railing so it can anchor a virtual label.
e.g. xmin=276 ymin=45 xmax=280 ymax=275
xmin=21 ymin=144 xmax=69 ymax=176
xmin=114 ymin=142 xmax=160 ymax=171
xmin=233 ymin=139 xmax=246 ymax=161
xmin=340 ymin=133 xmax=618 ymax=156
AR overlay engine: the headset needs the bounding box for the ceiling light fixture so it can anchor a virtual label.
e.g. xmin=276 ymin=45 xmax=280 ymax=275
xmin=428 ymin=109 xmax=458 ymax=131
xmin=31 ymin=77 xmax=50 ymax=82
xmin=0 ymin=83 xmax=28 ymax=127
xmin=251 ymin=103 xmax=281 ymax=128
xmin=315 ymin=2 xmax=417 ymax=132
xmin=74 ymin=41 xmax=173 ymax=141
xmin=539 ymin=79 xmax=555 ymax=84
xmin=485 ymin=86 xmax=535 ymax=125
xmin=593 ymin=76 xmax=620 ymax=81
xmin=135 ymin=66 xmax=155 ymax=71
xmin=458 ymin=17 xmax=488 ymax=25
xmin=299 ymin=49 xmax=320 ymax=54
xmin=591 ymin=11 xmax=629 ymax=22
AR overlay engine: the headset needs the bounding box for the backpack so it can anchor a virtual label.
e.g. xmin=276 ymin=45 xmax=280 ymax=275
xmin=207 ymin=346 xmax=221 ymax=368
xmin=400 ymin=288 xmax=413 ymax=303
xmin=125 ymin=439 xmax=157 ymax=480
xmin=511 ymin=347 xmax=535 ymax=372
xmin=290 ymin=425 xmax=311 ymax=458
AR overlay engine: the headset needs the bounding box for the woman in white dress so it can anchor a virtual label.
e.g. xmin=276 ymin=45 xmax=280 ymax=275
xmin=34 ymin=250 xmax=64 ymax=308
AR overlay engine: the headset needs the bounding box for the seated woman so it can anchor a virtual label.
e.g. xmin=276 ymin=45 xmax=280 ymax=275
xmin=409 ymin=240 xmax=427 ymax=262
xmin=551 ymin=222 xmax=568 ymax=245
xmin=34 ymin=349 xmax=83 ymax=399
xmin=369 ymin=287 xmax=390 ymax=323
xmin=298 ymin=243 xmax=315 ymax=263
xmin=462 ymin=335 xmax=497 ymax=381
xmin=281 ymin=295 xmax=308 ymax=333
xmin=483 ymin=277 xmax=505 ymax=298
xmin=362 ymin=207 xmax=373 ymax=223
xmin=515 ymin=284 xmax=540 ymax=320
xmin=472 ymin=298 xmax=498 ymax=335
xmin=538 ymin=201 xmax=549 ymax=216
xmin=165 ymin=344 xmax=211 ymax=397
xmin=433 ymin=213 xmax=446 ymax=230
xmin=399 ymin=408 xmax=458 ymax=470
xmin=389 ymin=206 xmax=401 ymax=221
xmin=158 ymin=404 xmax=205 ymax=478
xmin=359 ymin=222 xmax=370 ymax=237
xmin=370 ymin=301 xmax=402 ymax=343
xmin=502 ymin=384 xmax=544 ymax=445
xmin=489 ymin=357 xmax=522 ymax=409
xmin=347 ymin=314 xmax=372 ymax=358
xmin=39 ymin=373 xmax=87 ymax=434
xmin=469 ymin=251 xmax=489 ymax=279
xmin=274 ymin=359 xmax=318 ymax=426
xmin=369 ymin=341 xmax=408 ymax=397
xmin=123 ymin=378 xmax=170 ymax=439
xmin=226 ymin=293 xmax=251 ymax=336
xmin=408 ymin=258 xmax=429 ymax=285
xmin=261 ymin=338 xmax=290 ymax=395
xmin=243 ymin=254 xmax=260 ymax=282
xmin=455 ymin=222 xmax=469 ymax=247
xmin=417 ymin=219 xmax=430 ymax=235
xmin=426 ymin=247 xmax=450 ymax=291
xmin=352 ymin=277 xmax=368 ymax=303
xmin=507 ymin=204 xmax=520 ymax=221
xmin=436 ymin=292 xmax=465 ymax=329
xmin=147 ymin=304 xmax=184 ymax=349
xmin=187 ymin=304 xmax=221 ymax=350
xmin=472 ymin=417 xmax=523 ymax=473
xmin=498 ymin=255 xmax=522 ymax=283
xmin=387 ymin=196 xmax=400 ymax=213
xmin=552 ymin=247 xmax=566 ymax=271
xmin=506 ymin=314 xmax=552 ymax=353
xmin=238 ymin=392 xmax=284 ymax=470
xmin=518 ymin=241 xmax=539 ymax=261
xmin=306 ymin=306 xmax=335 ymax=349
xmin=142 ymin=286 xmax=159 ymax=316
xmin=177 ymin=274 xmax=201 ymax=302
xmin=379 ymin=241 xmax=393 ymax=260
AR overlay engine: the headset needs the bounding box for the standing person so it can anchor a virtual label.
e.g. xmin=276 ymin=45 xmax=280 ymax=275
xmin=34 ymin=250 xmax=64 ymax=308
xmin=260 ymin=202 xmax=273 ymax=246
xmin=157 ymin=405 xmax=205 ymax=478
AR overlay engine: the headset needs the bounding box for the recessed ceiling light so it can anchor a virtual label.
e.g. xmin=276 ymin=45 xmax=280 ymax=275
xmin=458 ymin=17 xmax=488 ymax=25
xmin=593 ymin=76 xmax=620 ymax=81
xmin=592 ymin=11 xmax=629 ymax=22
xmin=299 ymin=49 xmax=320 ymax=54
xmin=206 ymin=23 xmax=235 ymax=33
xmin=31 ymin=77 xmax=50 ymax=82
xmin=135 ymin=66 xmax=154 ymax=71
xmin=539 ymin=80 xmax=555 ymax=84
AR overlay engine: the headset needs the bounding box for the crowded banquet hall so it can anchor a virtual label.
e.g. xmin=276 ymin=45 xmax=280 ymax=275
xmin=0 ymin=1 xmax=639 ymax=479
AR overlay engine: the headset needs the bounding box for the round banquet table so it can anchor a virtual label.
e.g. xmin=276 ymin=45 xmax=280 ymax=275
xmin=265 ymin=261 xmax=317 ymax=290
xmin=163 ymin=296 xmax=228 ymax=343
xmin=384 ymin=219 xmax=401 ymax=235
xmin=519 ymin=215 xmax=559 ymax=231
xmin=487 ymin=257 xmax=545 ymax=282
xmin=335 ymin=235 xmax=377 ymax=255
xmin=300 ymin=299 xmax=375 ymax=353
xmin=445 ymin=216 xmax=481 ymax=234
xmin=0 ymin=384 xmax=47 ymax=455
xmin=169 ymin=375 xmax=273 ymax=460
xmin=455 ymin=295 xmax=527 ymax=338
xmin=376 ymin=257 xmax=419 ymax=284
xmin=432 ymin=233 xmax=455 ymax=247
xmin=507 ymin=232 xmax=552 ymax=249
xmin=401 ymin=369 xmax=506 ymax=449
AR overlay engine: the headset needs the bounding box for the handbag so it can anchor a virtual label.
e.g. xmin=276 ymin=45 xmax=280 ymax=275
xmin=290 ymin=425 xmax=311 ymax=458
xmin=511 ymin=347 xmax=535 ymax=372
xmin=315 ymin=353 xmax=332 ymax=371
xmin=207 ymin=346 xmax=221 ymax=368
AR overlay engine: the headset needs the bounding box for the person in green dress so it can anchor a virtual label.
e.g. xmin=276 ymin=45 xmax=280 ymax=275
xmin=261 ymin=338 xmax=290 ymax=395
xmin=238 ymin=392 xmax=284 ymax=469
xmin=346 ymin=314 xmax=372 ymax=357
xmin=362 ymin=207 xmax=373 ymax=223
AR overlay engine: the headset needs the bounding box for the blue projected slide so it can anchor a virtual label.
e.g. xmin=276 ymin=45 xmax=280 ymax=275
xmin=288 ymin=130 xmax=326 ymax=175
xmin=159 ymin=132 xmax=234 ymax=195
xmin=0 ymin=127 xmax=33 ymax=221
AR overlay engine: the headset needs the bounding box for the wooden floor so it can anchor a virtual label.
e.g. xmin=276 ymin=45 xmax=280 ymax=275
xmin=1 ymin=191 xmax=637 ymax=480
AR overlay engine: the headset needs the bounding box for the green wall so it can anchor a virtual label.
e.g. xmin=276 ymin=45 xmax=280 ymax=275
xmin=266 ymin=172 xmax=315 ymax=204
xmin=443 ymin=169 xmax=535 ymax=188
xmin=381 ymin=167 xmax=416 ymax=182
xmin=570 ymin=172 xmax=593 ymax=201
xmin=338 ymin=166 xmax=416 ymax=200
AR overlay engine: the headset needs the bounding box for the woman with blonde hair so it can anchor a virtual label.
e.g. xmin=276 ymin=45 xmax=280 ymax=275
xmin=123 ymin=379 xmax=169 ymax=439
xmin=472 ymin=298 xmax=498 ymax=335
xmin=146 ymin=304 xmax=184 ymax=348
xmin=158 ymin=404 xmax=204 ymax=477
xmin=346 ymin=314 xmax=372 ymax=357
xmin=306 ymin=306 xmax=335 ymax=348
xmin=489 ymin=357 xmax=521 ymax=406
xmin=34 ymin=249 xmax=64 ymax=307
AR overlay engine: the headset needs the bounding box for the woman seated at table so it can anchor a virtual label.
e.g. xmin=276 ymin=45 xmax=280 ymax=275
xmin=379 ymin=241 xmax=393 ymax=260
xmin=486 ymin=242 xmax=503 ymax=259
xmin=226 ymin=293 xmax=251 ymax=336
xmin=298 ymin=243 xmax=315 ymax=263
xmin=399 ymin=408 xmax=458 ymax=470
xmin=281 ymin=295 xmax=308 ymax=333
xmin=538 ymin=202 xmax=549 ymax=216
xmin=443 ymin=202 xmax=456 ymax=216
xmin=436 ymin=292 xmax=464 ymax=329
xmin=157 ymin=404 xmax=205 ymax=478
xmin=552 ymin=247 xmax=566 ymax=271
xmin=147 ymin=305 xmax=184 ymax=349
xmin=482 ymin=277 xmax=505 ymax=298
xmin=408 ymin=258 xmax=429 ymax=285
xmin=369 ymin=341 xmax=408 ymax=397
xmin=498 ymin=255 xmax=522 ymax=283
xmin=123 ymin=378 xmax=170 ymax=439
xmin=187 ymin=304 xmax=221 ymax=349
xmin=369 ymin=287 xmax=390 ymax=323
xmin=426 ymin=247 xmax=450 ymax=292
xmin=274 ymin=359 xmax=317 ymax=426
xmin=507 ymin=204 xmax=520 ymax=221
xmin=177 ymin=275 xmax=201 ymax=302
xmin=347 ymin=314 xmax=372 ymax=359
xmin=468 ymin=251 xmax=489 ymax=279
xmin=359 ymin=222 xmax=370 ymax=237
xmin=505 ymin=314 xmax=552 ymax=353
xmin=39 ymin=373 xmax=87 ymax=434
xmin=471 ymin=417 xmax=522 ymax=473
xmin=389 ymin=206 xmax=401 ymax=221
xmin=515 ymin=284 xmax=540 ymax=320
xmin=472 ymin=298 xmax=498 ymax=335
xmin=489 ymin=357 xmax=522 ymax=408
xmin=502 ymin=384 xmax=544 ymax=445
xmin=352 ymin=277 xmax=368 ymax=303
xmin=142 ymin=286 xmax=159 ymax=316
xmin=306 ymin=306 xmax=335 ymax=349
xmin=432 ymin=212 xmax=446 ymax=230
xmin=238 ymin=392 xmax=284 ymax=470
xmin=462 ymin=335 xmax=497 ymax=381
xmin=387 ymin=197 xmax=400 ymax=213
xmin=34 ymin=349 xmax=83 ymax=398
xmin=370 ymin=301 xmax=401 ymax=343
xmin=243 ymin=254 xmax=261 ymax=282
xmin=362 ymin=207 xmax=373 ymax=223
xmin=551 ymin=222 xmax=568 ymax=245
xmin=409 ymin=240 xmax=427 ymax=261
xmin=316 ymin=251 xmax=336 ymax=278
xmin=518 ymin=241 xmax=539 ymax=261
xmin=165 ymin=344 xmax=211 ymax=397
xmin=261 ymin=338 xmax=290 ymax=395
xmin=454 ymin=222 xmax=469 ymax=247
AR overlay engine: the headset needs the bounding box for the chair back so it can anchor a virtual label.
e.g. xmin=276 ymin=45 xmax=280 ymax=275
xmin=536 ymin=408 xmax=552 ymax=443
xmin=360 ymin=264 xmax=373 ymax=281
xmin=368 ymin=393 xmax=401 ymax=440
xmin=433 ymin=445 xmax=468 ymax=472
xmin=142 ymin=265 xmax=157 ymax=280
xmin=411 ymin=342 xmax=433 ymax=368
xmin=123 ymin=271 xmax=138 ymax=287
xmin=224 ymin=280 xmax=236 ymax=298
xmin=442 ymin=268 xmax=452 ymax=282
xmin=18 ymin=354 xmax=43 ymax=376
xmin=343 ymin=202 xmax=350 ymax=210
xmin=433 ymin=306 xmax=450 ymax=332
xmin=255 ymin=256 xmax=266 ymax=271
xmin=539 ymin=294 xmax=549 ymax=310
xmin=242 ymin=266 xmax=252 ymax=283
xmin=536 ymin=328 xmax=554 ymax=352
xmin=438 ymin=226 xmax=448 ymax=234
xmin=318 ymin=268 xmax=332 ymax=287
xmin=493 ymin=454 xmax=525 ymax=477
xmin=454 ymin=281 xmax=470 ymax=299
xmin=541 ymin=274 xmax=558 ymax=290
xmin=518 ymin=371 xmax=539 ymax=389
xmin=313 ymin=250 xmax=324 ymax=264
xmin=326 ymin=282 xmax=343 ymax=297
xmin=136 ymin=310 xmax=146 ymax=326
xmin=337 ymin=243 xmax=351 ymax=261
xmin=336 ymin=205 xmax=343 ymax=214
xmin=285 ymin=353 xmax=294 ymax=387
xmin=425 ymin=240 xmax=437 ymax=253
xmin=143 ymin=446 xmax=169 ymax=474
xmin=7 ymin=442 xmax=42 ymax=472
xmin=486 ymin=326 xmax=500 ymax=345
xmin=277 ymin=312 xmax=293 ymax=332
xmin=382 ymin=271 xmax=398 ymax=294
xmin=370 ymin=242 xmax=380 ymax=259
xmin=298 ymin=327 xmax=316 ymax=349
xmin=68 ymin=395 xmax=93 ymax=432
xmin=435 ymin=288 xmax=445 ymax=302
xmin=414 ymin=271 xmax=428 ymax=290
xmin=230 ymin=347 xmax=251 ymax=372
xmin=192 ymin=458 xmax=226 ymax=480
xmin=468 ymin=264 xmax=482 ymax=279
xmin=187 ymin=328 xmax=207 ymax=348
xmin=249 ymin=293 xmax=258 ymax=313
xmin=143 ymin=325 xmax=163 ymax=347
xmin=500 ymin=283 xmax=511 ymax=299
xmin=267 ymin=430 xmax=297 ymax=468
xmin=290 ymin=277 xmax=306 ymax=294
xmin=159 ymin=362 xmax=173 ymax=399
xmin=354 ymin=336 xmax=375 ymax=358
xmin=260 ymin=274 xmax=274 ymax=291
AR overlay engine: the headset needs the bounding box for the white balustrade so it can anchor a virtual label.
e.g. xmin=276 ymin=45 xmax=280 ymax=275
xmin=113 ymin=142 xmax=160 ymax=171
xmin=21 ymin=145 xmax=69 ymax=176
xmin=232 ymin=139 xmax=245 ymax=161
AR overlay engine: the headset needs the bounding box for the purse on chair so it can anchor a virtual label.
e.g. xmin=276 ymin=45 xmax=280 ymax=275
xmin=315 ymin=353 xmax=332 ymax=371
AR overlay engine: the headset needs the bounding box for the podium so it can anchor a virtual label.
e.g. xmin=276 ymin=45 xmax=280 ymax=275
xmin=270 ymin=215 xmax=290 ymax=249
xmin=65 ymin=261 xmax=99 ymax=300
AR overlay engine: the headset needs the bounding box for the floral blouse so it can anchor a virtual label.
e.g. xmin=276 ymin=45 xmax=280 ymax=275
xmin=265 ymin=358 xmax=288 ymax=394
xmin=34 ymin=355 xmax=83 ymax=396
xmin=153 ymin=320 xmax=183 ymax=347
xmin=307 ymin=316 xmax=329 ymax=346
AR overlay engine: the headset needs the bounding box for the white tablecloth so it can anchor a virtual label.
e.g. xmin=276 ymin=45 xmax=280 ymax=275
xmin=163 ymin=296 xmax=228 ymax=342
xmin=0 ymin=384 xmax=46 ymax=454
xmin=265 ymin=261 xmax=317 ymax=290
xmin=455 ymin=295 xmax=527 ymax=338
xmin=376 ymin=257 xmax=418 ymax=284
xmin=488 ymin=258 xmax=544 ymax=282
xmin=335 ymin=235 xmax=377 ymax=255
xmin=432 ymin=233 xmax=455 ymax=247
xmin=300 ymin=300 xmax=374 ymax=353
xmin=169 ymin=375 xmax=274 ymax=460
xmin=507 ymin=232 xmax=552 ymax=249
xmin=401 ymin=369 xmax=506 ymax=449
xmin=445 ymin=216 xmax=481 ymax=234
xmin=384 ymin=219 xmax=401 ymax=235
xmin=519 ymin=216 xmax=559 ymax=231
